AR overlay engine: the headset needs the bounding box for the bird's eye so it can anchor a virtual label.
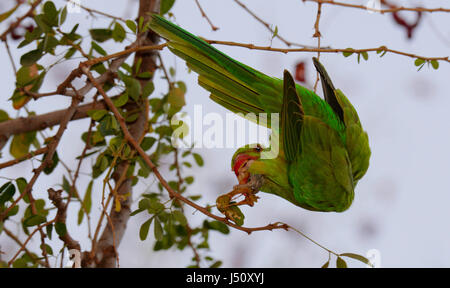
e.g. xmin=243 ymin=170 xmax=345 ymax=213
xmin=255 ymin=145 xmax=262 ymax=152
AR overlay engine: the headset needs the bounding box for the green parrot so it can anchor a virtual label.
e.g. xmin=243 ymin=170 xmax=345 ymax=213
xmin=149 ymin=15 xmax=370 ymax=218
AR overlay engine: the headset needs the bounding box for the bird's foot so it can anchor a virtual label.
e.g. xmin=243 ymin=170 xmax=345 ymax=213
xmin=215 ymin=175 xmax=264 ymax=226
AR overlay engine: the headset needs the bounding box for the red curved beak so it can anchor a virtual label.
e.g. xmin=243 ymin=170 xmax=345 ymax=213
xmin=233 ymin=154 xmax=257 ymax=177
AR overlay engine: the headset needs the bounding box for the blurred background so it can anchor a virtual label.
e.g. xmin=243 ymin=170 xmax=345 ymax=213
xmin=0 ymin=0 xmax=450 ymax=267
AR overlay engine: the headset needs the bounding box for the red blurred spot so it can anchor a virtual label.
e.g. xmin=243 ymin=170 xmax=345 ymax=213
xmin=382 ymin=0 xmax=422 ymax=39
xmin=392 ymin=11 xmax=422 ymax=39
xmin=294 ymin=61 xmax=305 ymax=83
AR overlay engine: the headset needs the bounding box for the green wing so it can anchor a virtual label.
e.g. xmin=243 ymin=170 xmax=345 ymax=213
xmin=281 ymin=70 xmax=303 ymax=161
xmin=313 ymin=57 xmax=370 ymax=183
xmin=335 ymin=89 xmax=371 ymax=182
xmin=289 ymin=116 xmax=354 ymax=212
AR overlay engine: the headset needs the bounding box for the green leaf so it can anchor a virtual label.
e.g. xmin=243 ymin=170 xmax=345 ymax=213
xmin=6 ymin=205 xmax=19 ymax=218
xmin=430 ymin=60 xmax=439 ymax=70
xmin=361 ymin=51 xmax=369 ymax=61
xmin=88 ymin=109 xmax=108 ymax=121
xmin=154 ymin=217 xmax=163 ymax=241
xmin=137 ymin=72 xmax=152 ymax=79
xmin=140 ymin=217 xmax=153 ymax=241
xmin=0 ymin=4 xmax=19 ymax=23
xmin=43 ymin=1 xmax=59 ymax=26
xmin=414 ymin=58 xmax=425 ymax=67
xmin=176 ymin=81 xmax=187 ymax=93
xmin=340 ymin=253 xmax=372 ymax=267
xmin=342 ymin=48 xmax=354 ymax=57
xmin=184 ymin=176 xmax=194 ymax=184
xmin=321 ymin=260 xmax=329 ymax=268
xmin=43 ymin=151 xmax=59 ymax=174
xmin=142 ymin=81 xmax=155 ymax=97
xmin=112 ymin=22 xmax=126 ymax=42
xmin=78 ymin=180 xmax=93 ymax=225
xmin=23 ymin=215 xmax=46 ymax=227
xmin=210 ymin=261 xmax=222 ymax=268
xmin=16 ymin=65 xmax=40 ymax=87
xmin=271 ymin=26 xmax=278 ymax=40
xmin=16 ymin=178 xmax=27 ymax=194
xmin=91 ymin=41 xmax=107 ymax=56
xmin=55 ymin=222 xmax=67 ymax=237
xmin=192 ymin=153 xmax=204 ymax=167
xmin=64 ymin=47 xmax=77 ymax=59
xmin=60 ymin=6 xmax=67 ymax=26
xmin=336 ymin=257 xmax=347 ymax=268
xmin=138 ymin=16 xmax=145 ymax=32
xmin=140 ymin=137 xmax=156 ymax=151
xmin=89 ymin=29 xmax=113 ymax=42
xmin=168 ymin=87 xmax=185 ymax=107
xmin=130 ymin=208 xmax=145 ymax=216
xmin=0 ymin=110 xmax=9 ymax=122
xmin=62 ymin=175 xmax=71 ymax=195
xmin=40 ymin=243 xmax=53 ymax=255
xmin=34 ymin=14 xmax=52 ymax=33
xmin=204 ymin=220 xmax=230 ymax=234
xmin=172 ymin=210 xmax=187 ymax=226
xmin=113 ymin=93 xmax=129 ymax=107
xmin=120 ymin=75 xmax=141 ymax=101
xmin=0 ymin=221 xmax=3 ymax=235
xmin=0 ymin=182 xmax=16 ymax=205
xmin=125 ymin=20 xmax=137 ymax=34
xmin=20 ymin=49 xmax=43 ymax=66
xmin=160 ymin=0 xmax=176 ymax=15
xmin=46 ymin=223 xmax=53 ymax=240
xmin=10 ymin=133 xmax=34 ymax=159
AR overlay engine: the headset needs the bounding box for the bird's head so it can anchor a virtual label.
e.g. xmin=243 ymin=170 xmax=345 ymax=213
xmin=231 ymin=144 xmax=265 ymax=184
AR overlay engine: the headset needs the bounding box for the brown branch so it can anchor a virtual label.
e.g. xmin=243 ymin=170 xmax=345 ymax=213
xmin=0 ymin=99 xmax=107 ymax=140
xmin=313 ymin=2 xmax=322 ymax=92
xmin=303 ymin=0 xmax=450 ymax=14
xmin=0 ymin=146 xmax=49 ymax=170
xmin=84 ymin=0 xmax=161 ymax=268
xmin=203 ymin=39 xmax=450 ymax=63
xmin=194 ymin=0 xmax=219 ymax=31
xmin=48 ymin=188 xmax=81 ymax=251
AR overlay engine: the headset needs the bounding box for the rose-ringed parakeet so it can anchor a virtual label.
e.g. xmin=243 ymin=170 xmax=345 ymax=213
xmin=149 ymin=15 xmax=370 ymax=223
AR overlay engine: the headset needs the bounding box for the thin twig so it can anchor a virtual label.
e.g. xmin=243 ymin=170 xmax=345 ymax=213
xmin=233 ymin=0 xmax=315 ymax=48
xmin=8 ymin=220 xmax=56 ymax=266
xmin=203 ymin=39 xmax=450 ymax=63
xmin=0 ymin=147 xmax=49 ymax=170
xmin=303 ymin=0 xmax=450 ymax=14
xmin=313 ymin=2 xmax=322 ymax=92
xmin=3 ymin=227 xmax=49 ymax=267
xmin=194 ymin=0 xmax=219 ymax=31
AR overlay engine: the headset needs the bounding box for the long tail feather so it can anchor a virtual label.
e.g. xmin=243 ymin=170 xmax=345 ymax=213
xmin=149 ymin=14 xmax=282 ymax=123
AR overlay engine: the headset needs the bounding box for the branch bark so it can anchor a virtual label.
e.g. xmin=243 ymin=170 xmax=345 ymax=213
xmin=88 ymin=0 xmax=160 ymax=268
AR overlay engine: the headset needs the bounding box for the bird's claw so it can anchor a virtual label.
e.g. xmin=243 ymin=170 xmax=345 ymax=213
xmin=215 ymin=175 xmax=263 ymax=226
